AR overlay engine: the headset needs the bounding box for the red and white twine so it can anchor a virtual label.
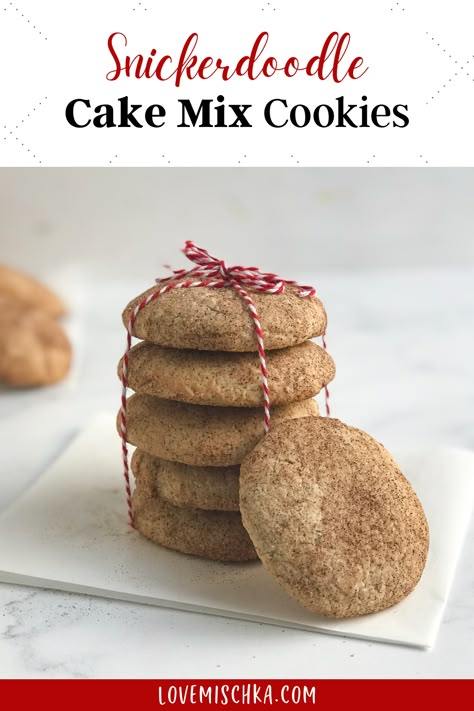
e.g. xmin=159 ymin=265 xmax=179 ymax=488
xmin=120 ymin=241 xmax=330 ymax=527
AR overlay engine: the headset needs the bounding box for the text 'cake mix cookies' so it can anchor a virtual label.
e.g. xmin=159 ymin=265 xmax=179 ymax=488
xmin=240 ymin=417 xmax=429 ymax=618
xmin=118 ymin=242 xmax=333 ymax=564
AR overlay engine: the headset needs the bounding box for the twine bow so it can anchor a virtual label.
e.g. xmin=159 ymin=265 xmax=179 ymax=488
xmin=166 ymin=241 xmax=316 ymax=298
xmin=120 ymin=241 xmax=328 ymax=527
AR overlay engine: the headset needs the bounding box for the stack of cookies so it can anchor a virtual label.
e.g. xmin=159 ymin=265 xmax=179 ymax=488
xmin=118 ymin=280 xmax=335 ymax=562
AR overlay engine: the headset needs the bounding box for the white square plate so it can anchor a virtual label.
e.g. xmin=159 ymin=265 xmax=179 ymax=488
xmin=0 ymin=414 xmax=472 ymax=648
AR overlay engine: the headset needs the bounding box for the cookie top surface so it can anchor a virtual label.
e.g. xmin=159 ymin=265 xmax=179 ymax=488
xmin=240 ymin=417 xmax=429 ymax=618
xmin=132 ymin=461 xmax=256 ymax=561
xmin=122 ymin=280 xmax=327 ymax=351
xmin=119 ymin=340 xmax=335 ymax=407
xmin=0 ymin=297 xmax=71 ymax=387
xmin=132 ymin=449 xmax=240 ymax=511
xmin=0 ymin=264 xmax=66 ymax=318
xmin=120 ymin=394 xmax=319 ymax=467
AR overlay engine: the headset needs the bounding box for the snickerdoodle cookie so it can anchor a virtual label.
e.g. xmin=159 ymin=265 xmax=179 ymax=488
xmin=119 ymin=340 xmax=335 ymax=407
xmin=0 ymin=264 xmax=66 ymax=318
xmin=0 ymin=297 xmax=71 ymax=386
xmin=122 ymin=281 xmax=326 ymax=351
xmin=120 ymin=394 xmax=319 ymax=467
xmin=132 ymin=449 xmax=240 ymax=511
xmin=240 ymin=417 xmax=429 ymax=618
xmin=132 ymin=463 xmax=257 ymax=561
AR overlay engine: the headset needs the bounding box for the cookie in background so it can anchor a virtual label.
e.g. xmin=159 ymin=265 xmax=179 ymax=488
xmin=0 ymin=265 xmax=72 ymax=387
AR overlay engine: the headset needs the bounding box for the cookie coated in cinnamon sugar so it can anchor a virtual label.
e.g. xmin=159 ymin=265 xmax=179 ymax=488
xmin=122 ymin=280 xmax=327 ymax=351
xmin=132 ymin=449 xmax=240 ymax=512
xmin=240 ymin=417 xmax=429 ymax=618
xmin=119 ymin=340 xmax=335 ymax=408
xmin=0 ymin=296 xmax=71 ymax=387
xmin=120 ymin=394 xmax=319 ymax=467
xmin=0 ymin=264 xmax=66 ymax=318
xmin=132 ymin=461 xmax=257 ymax=562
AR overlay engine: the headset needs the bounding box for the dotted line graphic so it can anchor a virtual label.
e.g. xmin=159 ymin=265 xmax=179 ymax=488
xmin=237 ymin=154 xmax=247 ymax=164
xmin=3 ymin=2 xmax=48 ymax=40
xmin=425 ymin=72 xmax=458 ymax=105
xmin=132 ymin=2 xmax=148 ymax=11
xmin=426 ymin=31 xmax=470 ymax=67
xmin=261 ymin=2 xmax=277 ymax=10
xmin=425 ymin=32 xmax=473 ymax=105
xmin=1 ymin=96 xmax=47 ymax=164
xmin=290 ymin=154 xmax=300 ymax=165
xmin=110 ymin=152 xmax=172 ymax=165
xmin=385 ymin=6 xmax=471 ymax=130
xmin=363 ymin=151 xmax=430 ymax=166
xmin=3 ymin=127 xmax=40 ymax=162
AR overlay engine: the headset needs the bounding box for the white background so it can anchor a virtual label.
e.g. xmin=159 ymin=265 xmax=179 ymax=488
xmin=2 ymin=167 xmax=474 ymax=276
xmin=0 ymin=1 xmax=474 ymax=165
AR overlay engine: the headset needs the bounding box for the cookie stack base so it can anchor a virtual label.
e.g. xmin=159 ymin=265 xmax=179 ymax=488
xmin=132 ymin=460 xmax=257 ymax=562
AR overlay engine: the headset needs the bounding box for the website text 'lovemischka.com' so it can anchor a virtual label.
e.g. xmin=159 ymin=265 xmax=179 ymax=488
xmin=157 ymin=682 xmax=317 ymax=706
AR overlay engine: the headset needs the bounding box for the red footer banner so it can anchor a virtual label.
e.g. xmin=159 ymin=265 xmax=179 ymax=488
xmin=0 ymin=679 xmax=472 ymax=709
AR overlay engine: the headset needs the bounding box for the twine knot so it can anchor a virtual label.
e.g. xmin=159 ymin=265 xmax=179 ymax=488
xmin=157 ymin=241 xmax=316 ymax=298
xmin=217 ymin=259 xmax=229 ymax=280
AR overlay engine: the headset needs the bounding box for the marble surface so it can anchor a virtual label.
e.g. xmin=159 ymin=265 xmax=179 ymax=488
xmin=0 ymin=267 xmax=473 ymax=678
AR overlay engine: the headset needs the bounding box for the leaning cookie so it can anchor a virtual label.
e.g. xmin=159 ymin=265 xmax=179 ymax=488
xmin=122 ymin=280 xmax=326 ymax=351
xmin=132 ymin=465 xmax=257 ymax=562
xmin=0 ymin=264 xmax=66 ymax=318
xmin=119 ymin=340 xmax=335 ymax=407
xmin=240 ymin=417 xmax=429 ymax=618
xmin=132 ymin=449 xmax=240 ymax=511
xmin=0 ymin=297 xmax=71 ymax=387
xmin=120 ymin=394 xmax=319 ymax=467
